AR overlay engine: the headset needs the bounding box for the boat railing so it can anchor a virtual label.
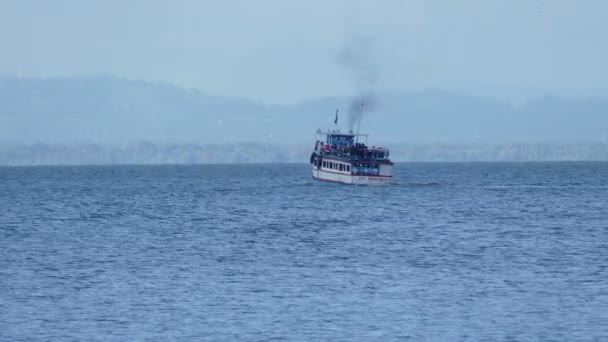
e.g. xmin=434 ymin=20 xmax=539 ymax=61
xmin=317 ymin=146 xmax=390 ymax=161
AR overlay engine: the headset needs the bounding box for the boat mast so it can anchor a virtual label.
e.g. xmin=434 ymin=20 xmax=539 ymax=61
xmin=334 ymin=108 xmax=339 ymax=131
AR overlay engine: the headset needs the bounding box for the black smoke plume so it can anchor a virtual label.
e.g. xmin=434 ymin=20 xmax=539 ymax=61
xmin=336 ymin=35 xmax=380 ymax=132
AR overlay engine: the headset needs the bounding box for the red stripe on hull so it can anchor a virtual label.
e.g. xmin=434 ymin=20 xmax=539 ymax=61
xmin=314 ymin=168 xmax=392 ymax=178
xmin=312 ymin=174 xmax=392 ymax=185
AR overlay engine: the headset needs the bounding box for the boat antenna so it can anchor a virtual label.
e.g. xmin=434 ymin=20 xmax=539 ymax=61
xmin=355 ymin=102 xmax=365 ymax=143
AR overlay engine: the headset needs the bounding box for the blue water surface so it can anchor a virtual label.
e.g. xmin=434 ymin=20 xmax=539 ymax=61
xmin=1 ymin=162 xmax=607 ymax=341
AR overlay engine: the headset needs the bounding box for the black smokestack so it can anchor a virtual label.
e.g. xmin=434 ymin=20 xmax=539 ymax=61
xmin=336 ymin=35 xmax=380 ymax=132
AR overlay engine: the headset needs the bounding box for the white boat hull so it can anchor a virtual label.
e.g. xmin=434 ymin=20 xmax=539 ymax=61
xmin=312 ymin=167 xmax=392 ymax=185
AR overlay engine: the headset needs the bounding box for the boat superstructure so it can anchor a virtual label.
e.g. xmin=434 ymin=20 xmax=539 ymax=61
xmin=310 ymin=128 xmax=393 ymax=185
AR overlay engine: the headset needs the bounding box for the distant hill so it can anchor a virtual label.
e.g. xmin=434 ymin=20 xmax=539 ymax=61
xmin=1 ymin=75 xmax=607 ymax=146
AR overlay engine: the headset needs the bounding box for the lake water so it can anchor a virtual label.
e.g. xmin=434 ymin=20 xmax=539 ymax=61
xmin=1 ymin=163 xmax=607 ymax=340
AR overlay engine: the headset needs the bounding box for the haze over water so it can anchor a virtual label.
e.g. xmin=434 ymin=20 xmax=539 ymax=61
xmin=1 ymin=163 xmax=607 ymax=340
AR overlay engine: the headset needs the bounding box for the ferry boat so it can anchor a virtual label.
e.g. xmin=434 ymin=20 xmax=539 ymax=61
xmin=310 ymin=128 xmax=394 ymax=185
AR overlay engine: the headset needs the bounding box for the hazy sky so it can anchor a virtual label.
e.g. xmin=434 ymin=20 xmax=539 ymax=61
xmin=1 ymin=0 xmax=607 ymax=103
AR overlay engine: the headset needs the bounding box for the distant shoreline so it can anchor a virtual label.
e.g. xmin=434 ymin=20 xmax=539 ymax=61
xmin=2 ymin=142 xmax=607 ymax=166
xmin=3 ymin=161 xmax=608 ymax=169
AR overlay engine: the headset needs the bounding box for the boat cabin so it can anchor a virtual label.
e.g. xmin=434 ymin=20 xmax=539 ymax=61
xmin=314 ymin=129 xmax=389 ymax=161
xmin=326 ymin=133 xmax=355 ymax=148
